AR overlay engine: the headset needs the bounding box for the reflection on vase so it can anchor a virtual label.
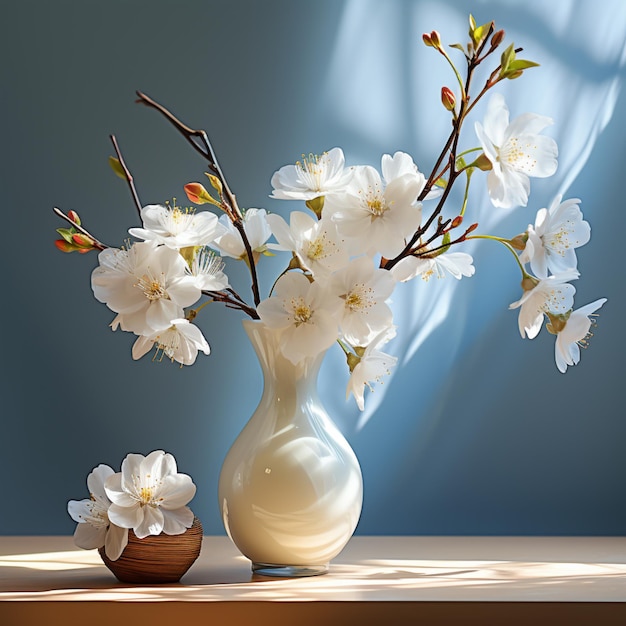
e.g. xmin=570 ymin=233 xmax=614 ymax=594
xmin=218 ymin=319 xmax=363 ymax=577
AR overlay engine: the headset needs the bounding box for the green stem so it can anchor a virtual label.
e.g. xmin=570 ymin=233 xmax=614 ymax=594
xmin=440 ymin=50 xmax=466 ymax=97
xmin=466 ymin=234 xmax=530 ymax=277
xmin=456 ymin=146 xmax=482 ymax=161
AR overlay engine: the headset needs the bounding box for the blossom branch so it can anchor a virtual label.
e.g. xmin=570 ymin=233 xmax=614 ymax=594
xmin=384 ymin=31 xmax=497 ymax=271
xmin=202 ymin=289 xmax=260 ymax=319
xmin=110 ymin=134 xmax=143 ymax=218
xmin=135 ymin=91 xmax=261 ymax=307
xmin=53 ymin=207 xmax=108 ymax=250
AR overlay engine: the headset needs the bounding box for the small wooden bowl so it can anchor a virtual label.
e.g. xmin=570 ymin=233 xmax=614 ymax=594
xmin=99 ymin=517 xmax=203 ymax=584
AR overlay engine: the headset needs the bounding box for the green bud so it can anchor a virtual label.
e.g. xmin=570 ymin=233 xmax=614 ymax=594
xmin=108 ymin=156 xmax=126 ymax=180
xmin=305 ymin=196 xmax=325 ymax=218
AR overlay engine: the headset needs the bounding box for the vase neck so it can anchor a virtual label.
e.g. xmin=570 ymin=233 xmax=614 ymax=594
xmin=243 ymin=320 xmax=325 ymax=392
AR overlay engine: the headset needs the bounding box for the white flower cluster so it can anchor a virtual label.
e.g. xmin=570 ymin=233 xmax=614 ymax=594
xmin=56 ymin=18 xmax=607 ymax=411
xmin=67 ymin=450 xmax=196 ymax=561
xmin=87 ymin=90 xmax=606 ymax=408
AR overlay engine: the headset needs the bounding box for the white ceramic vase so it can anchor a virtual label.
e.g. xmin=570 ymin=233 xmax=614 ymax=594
xmin=218 ymin=320 xmax=363 ymax=577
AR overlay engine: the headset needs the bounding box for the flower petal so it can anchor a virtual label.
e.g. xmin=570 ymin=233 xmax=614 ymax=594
xmin=161 ymin=507 xmax=195 ymax=535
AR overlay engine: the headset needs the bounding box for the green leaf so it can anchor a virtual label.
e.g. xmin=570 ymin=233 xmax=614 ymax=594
xmin=508 ymin=59 xmax=540 ymax=71
xmin=449 ymin=42 xmax=467 ymax=55
xmin=108 ymin=156 xmax=126 ymax=180
xmin=499 ymin=43 xmax=516 ymax=76
xmin=435 ymin=232 xmax=452 ymax=257
xmin=56 ymin=227 xmax=75 ymax=243
xmin=469 ymin=14 xmax=492 ymax=49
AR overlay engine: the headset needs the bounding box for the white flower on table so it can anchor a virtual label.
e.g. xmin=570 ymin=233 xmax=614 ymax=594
xmin=270 ymin=147 xmax=352 ymax=201
xmin=266 ymin=211 xmax=349 ymax=279
xmin=520 ymin=195 xmax=591 ymax=278
xmin=211 ymin=208 xmax=272 ymax=262
xmin=324 ymin=160 xmax=424 ymax=259
xmin=390 ymin=250 xmax=475 ymax=283
xmin=549 ymin=298 xmax=607 ymax=373
xmin=346 ymin=326 xmax=398 ymax=411
xmin=132 ymin=318 xmax=211 ymax=366
xmin=509 ymin=269 xmax=578 ymax=339
xmin=256 ymin=272 xmax=342 ymax=364
xmin=475 ymin=93 xmax=558 ymax=209
xmin=104 ymin=450 xmax=196 ymax=539
xmin=91 ymin=241 xmax=201 ymax=335
xmin=128 ymin=203 xmax=224 ymax=249
xmin=329 ymin=256 xmax=395 ymax=346
xmin=67 ymin=464 xmax=129 ymax=561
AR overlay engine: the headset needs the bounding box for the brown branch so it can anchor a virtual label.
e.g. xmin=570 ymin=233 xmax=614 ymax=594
xmin=53 ymin=207 xmax=108 ymax=250
xmin=135 ymin=90 xmax=261 ymax=306
xmin=110 ymin=135 xmax=143 ymax=218
xmin=203 ymin=290 xmax=260 ymax=319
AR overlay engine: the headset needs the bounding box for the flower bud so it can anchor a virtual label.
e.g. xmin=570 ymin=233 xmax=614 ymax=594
xmin=441 ymin=87 xmax=456 ymax=111
xmin=72 ymin=233 xmax=94 ymax=248
xmin=67 ymin=210 xmax=81 ymax=225
xmin=490 ymin=29 xmax=505 ymax=48
xmin=423 ymin=30 xmax=441 ymax=49
xmin=521 ymin=276 xmax=539 ymax=291
xmin=472 ymin=153 xmax=493 ymax=171
xmin=450 ymin=215 xmax=463 ymax=229
xmin=509 ymin=233 xmax=528 ymax=250
xmin=55 ymin=239 xmax=77 ymax=253
xmin=184 ymin=182 xmax=218 ymax=206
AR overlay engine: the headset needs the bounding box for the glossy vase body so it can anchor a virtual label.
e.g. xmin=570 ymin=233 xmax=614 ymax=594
xmin=218 ymin=320 xmax=363 ymax=577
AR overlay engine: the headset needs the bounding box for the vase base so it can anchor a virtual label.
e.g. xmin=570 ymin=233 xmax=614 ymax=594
xmin=252 ymin=562 xmax=329 ymax=577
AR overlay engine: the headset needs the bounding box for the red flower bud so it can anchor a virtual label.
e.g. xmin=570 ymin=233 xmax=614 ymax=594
xmin=451 ymin=215 xmax=463 ymax=229
xmin=441 ymin=87 xmax=456 ymax=111
xmin=72 ymin=233 xmax=94 ymax=248
xmin=55 ymin=239 xmax=77 ymax=253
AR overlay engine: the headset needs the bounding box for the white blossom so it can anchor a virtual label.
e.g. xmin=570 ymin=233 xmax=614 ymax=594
xmin=105 ymin=450 xmax=196 ymax=539
xmin=188 ymin=247 xmax=229 ymax=291
xmin=266 ymin=211 xmax=349 ymax=279
xmin=520 ymin=195 xmax=590 ymax=277
xmin=211 ymin=208 xmax=272 ymax=261
xmin=390 ymin=251 xmax=475 ymax=283
xmin=329 ymin=256 xmax=395 ymax=345
xmin=324 ymin=164 xmax=423 ymax=258
xmin=346 ymin=326 xmax=397 ymax=411
xmin=67 ymin=464 xmax=128 ymax=561
xmin=270 ymin=147 xmax=352 ymax=201
xmin=552 ymin=298 xmax=607 ymax=373
xmin=132 ymin=318 xmax=211 ymax=366
xmin=91 ymin=241 xmax=201 ymax=335
xmin=509 ymin=270 xmax=578 ymax=339
xmin=129 ymin=203 xmax=224 ymax=249
xmin=475 ymin=93 xmax=558 ymax=208
xmin=256 ymin=272 xmax=342 ymax=364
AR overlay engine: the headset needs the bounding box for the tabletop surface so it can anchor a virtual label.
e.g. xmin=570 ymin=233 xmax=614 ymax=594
xmin=2 ymin=535 xmax=626 ymax=603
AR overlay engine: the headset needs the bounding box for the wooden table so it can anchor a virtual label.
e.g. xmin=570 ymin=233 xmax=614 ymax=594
xmin=1 ymin=536 xmax=626 ymax=625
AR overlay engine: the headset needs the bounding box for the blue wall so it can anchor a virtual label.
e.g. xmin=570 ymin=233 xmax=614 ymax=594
xmin=1 ymin=0 xmax=625 ymax=536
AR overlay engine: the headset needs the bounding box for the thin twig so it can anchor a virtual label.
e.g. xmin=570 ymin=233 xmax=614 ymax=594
xmin=135 ymin=90 xmax=261 ymax=307
xmin=53 ymin=207 xmax=108 ymax=250
xmin=203 ymin=290 xmax=260 ymax=319
xmin=110 ymin=134 xmax=143 ymax=218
